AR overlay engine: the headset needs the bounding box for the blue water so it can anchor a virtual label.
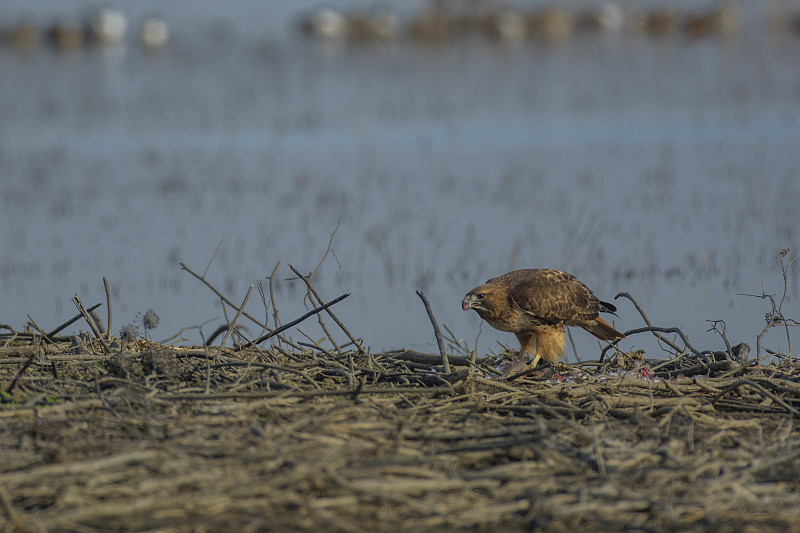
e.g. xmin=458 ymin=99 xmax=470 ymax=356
xmin=1 ymin=1 xmax=799 ymax=361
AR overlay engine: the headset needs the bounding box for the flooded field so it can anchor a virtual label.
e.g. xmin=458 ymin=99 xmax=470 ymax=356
xmin=3 ymin=3 xmax=800 ymax=532
xmin=1 ymin=1 xmax=799 ymax=360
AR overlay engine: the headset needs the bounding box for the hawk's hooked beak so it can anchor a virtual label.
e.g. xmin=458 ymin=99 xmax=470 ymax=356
xmin=462 ymin=294 xmax=478 ymax=311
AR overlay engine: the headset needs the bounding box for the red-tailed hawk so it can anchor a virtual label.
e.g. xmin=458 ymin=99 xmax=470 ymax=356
xmin=462 ymin=269 xmax=624 ymax=367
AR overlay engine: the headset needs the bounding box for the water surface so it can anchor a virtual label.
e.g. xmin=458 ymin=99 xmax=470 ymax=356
xmin=1 ymin=1 xmax=799 ymax=360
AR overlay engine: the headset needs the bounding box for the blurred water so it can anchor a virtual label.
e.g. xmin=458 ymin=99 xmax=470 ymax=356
xmin=1 ymin=1 xmax=799 ymax=360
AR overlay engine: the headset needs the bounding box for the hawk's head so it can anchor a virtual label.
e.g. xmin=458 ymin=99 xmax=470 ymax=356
xmin=462 ymin=290 xmax=489 ymax=312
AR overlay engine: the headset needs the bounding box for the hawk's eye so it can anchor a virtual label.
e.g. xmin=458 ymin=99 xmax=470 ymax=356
xmin=477 ymin=293 xmax=485 ymax=299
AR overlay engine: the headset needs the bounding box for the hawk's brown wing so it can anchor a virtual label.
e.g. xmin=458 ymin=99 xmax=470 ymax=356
xmin=505 ymin=269 xmax=602 ymax=323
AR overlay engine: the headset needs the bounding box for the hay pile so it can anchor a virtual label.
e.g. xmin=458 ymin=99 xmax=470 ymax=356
xmin=2 ymin=335 xmax=800 ymax=532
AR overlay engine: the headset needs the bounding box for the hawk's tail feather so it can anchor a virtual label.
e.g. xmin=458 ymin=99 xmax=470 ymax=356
xmin=581 ymin=316 xmax=625 ymax=341
xmin=599 ymin=300 xmax=618 ymax=315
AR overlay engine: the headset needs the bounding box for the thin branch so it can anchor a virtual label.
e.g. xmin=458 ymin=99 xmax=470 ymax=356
xmin=180 ymin=261 xmax=302 ymax=351
xmin=621 ymin=326 xmax=709 ymax=364
xmin=707 ymin=320 xmax=734 ymax=361
xmin=267 ymin=262 xmax=281 ymax=332
xmin=714 ymin=379 xmax=800 ymax=418
xmin=72 ymin=296 xmax=101 ymax=339
xmin=216 ymin=284 xmax=254 ymax=354
xmin=103 ymin=277 xmax=113 ymax=342
xmin=27 ymin=315 xmax=57 ymax=345
xmin=614 ymin=292 xmax=708 ymax=364
xmin=203 ymin=324 xmax=229 ymax=346
xmin=0 ymin=487 xmax=22 ymax=525
xmin=5 ymin=345 xmax=40 ymax=394
xmin=156 ymin=385 xmax=454 ymax=402
xmin=416 ymin=290 xmax=450 ymax=374
xmin=381 ymin=349 xmax=474 ymax=367
xmin=505 ymin=365 xmax=542 ymax=382
xmin=779 ymin=250 xmax=800 ymax=359
xmin=241 ymin=293 xmax=351 ymax=349
xmin=313 ymin=308 xmax=340 ymax=353
xmin=739 ymin=283 xmax=778 ymax=361
xmin=289 ymin=264 xmax=363 ymax=356
xmin=203 ymin=238 xmax=225 ymax=278
xmin=567 ymin=328 xmax=579 ymax=362
xmin=160 ymin=318 xmax=218 ymax=346
xmin=71 ymin=296 xmax=111 ymax=354
xmin=615 ymin=292 xmax=656 ymax=328
xmin=738 ymin=249 xmax=800 ymax=361
xmin=293 ymin=274 xmax=341 ymax=354
xmin=440 ymin=324 xmax=470 ymax=356
xmin=89 ymin=309 xmax=107 ymax=337
xmin=311 ymin=218 xmax=341 ymax=279
xmin=45 ymin=303 xmax=103 ymax=339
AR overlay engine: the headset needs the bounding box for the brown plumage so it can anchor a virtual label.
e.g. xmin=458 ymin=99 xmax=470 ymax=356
xmin=462 ymin=269 xmax=624 ymax=366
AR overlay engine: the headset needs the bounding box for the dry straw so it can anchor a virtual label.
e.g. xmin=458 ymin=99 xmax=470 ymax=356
xmin=1 ymin=251 xmax=799 ymax=531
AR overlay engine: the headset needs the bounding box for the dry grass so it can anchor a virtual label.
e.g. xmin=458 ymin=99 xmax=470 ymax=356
xmin=2 ymin=337 xmax=800 ymax=533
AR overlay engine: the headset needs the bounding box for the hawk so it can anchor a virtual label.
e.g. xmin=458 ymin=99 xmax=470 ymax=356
xmin=462 ymin=269 xmax=624 ymax=367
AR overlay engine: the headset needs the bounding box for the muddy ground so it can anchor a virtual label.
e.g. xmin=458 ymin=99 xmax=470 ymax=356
xmin=1 ymin=334 xmax=800 ymax=532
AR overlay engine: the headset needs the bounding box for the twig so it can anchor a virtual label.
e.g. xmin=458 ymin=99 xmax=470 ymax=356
xmin=45 ymin=303 xmax=102 ymax=339
xmin=351 ymin=377 xmax=366 ymax=401
xmin=95 ymin=370 xmax=120 ymax=418
xmin=0 ymin=487 xmax=22 ymax=525
xmin=614 ymin=292 xmax=708 ymax=364
xmin=201 ymin=352 xmax=321 ymax=389
xmin=156 ymin=385 xmax=455 ymax=401
xmin=615 ymin=292 xmax=655 ymax=327
xmin=71 ymin=296 xmax=99 ymax=338
xmin=267 ymin=262 xmax=281 ymax=333
xmin=289 ymin=265 xmax=342 ymax=353
xmin=160 ymin=318 xmax=217 ymax=346
xmin=779 ymin=250 xmax=800 ymax=359
xmin=442 ymin=324 xmax=471 ymax=356
xmin=416 ymin=290 xmax=450 ymax=374
xmin=315 ymin=313 xmax=340 ymax=353
xmin=598 ymin=340 xmax=624 ymax=364
xmin=180 ymin=261 xmax=302 ymax=351
xmin=72 ymin=296 xmax=111 ymax=354
xmin=103 ymin=277 xmax=113 ymax=341
xmin=567 ymin=328 xmax=579 ymax=362
xmin=649 ymin=351 xmax=691 ymax=372
xmin=183 ymin=260 xmax=259 ymax=324
xmin=311 ymin=219 xmax=341 ymax=279
xmin=289 ymin=265 xmax=363 ymax=356
xmin=203 ymin=324 xmax=229 ymax=346
xmin=203 ymin=238 xmax=225 ymax=278
xmin=198 ymin=330 xmax=212 ymax=393
xmin=713 ymin=379 xmax=800 ymax=418
xmin=739 ymin=250 xmax=800 ymax=360
xmin=740 ymin=283 xmax=781 ymax=361
xmin=298 ymin=341 xmax=335 ymax=359
xmin=254 ymin=280 xmax=269 ymax=340
xmin=217 ymin=285 xmax=254 ymax=354
xmin=506 ymin=362 xmax=549 ymax=381
xmin=5 ymin=345 xmax=41 ymax=394
xmin=241 ymin=293 xmax=351 ymax=348
xmin=379 ymin=350 xmax=475 ymax=367
xmin=471 ymin=375 xmax=524 ymax=392
xmin=26 ymin=315 xmax=57 ymax=345
xmin=0 ymin=355 xmax=108 ymax=364
xmin=707 ymin=320 xmax=734 ymax=361
xmin=622 ymin=326 xmax=709 ymax=365
xmin=89 ymin=309 xmax=107 ymax=337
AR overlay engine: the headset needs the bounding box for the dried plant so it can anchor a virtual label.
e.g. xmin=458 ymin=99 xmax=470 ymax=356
xmin=739 ymin=248 xmax=800 ymax=361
